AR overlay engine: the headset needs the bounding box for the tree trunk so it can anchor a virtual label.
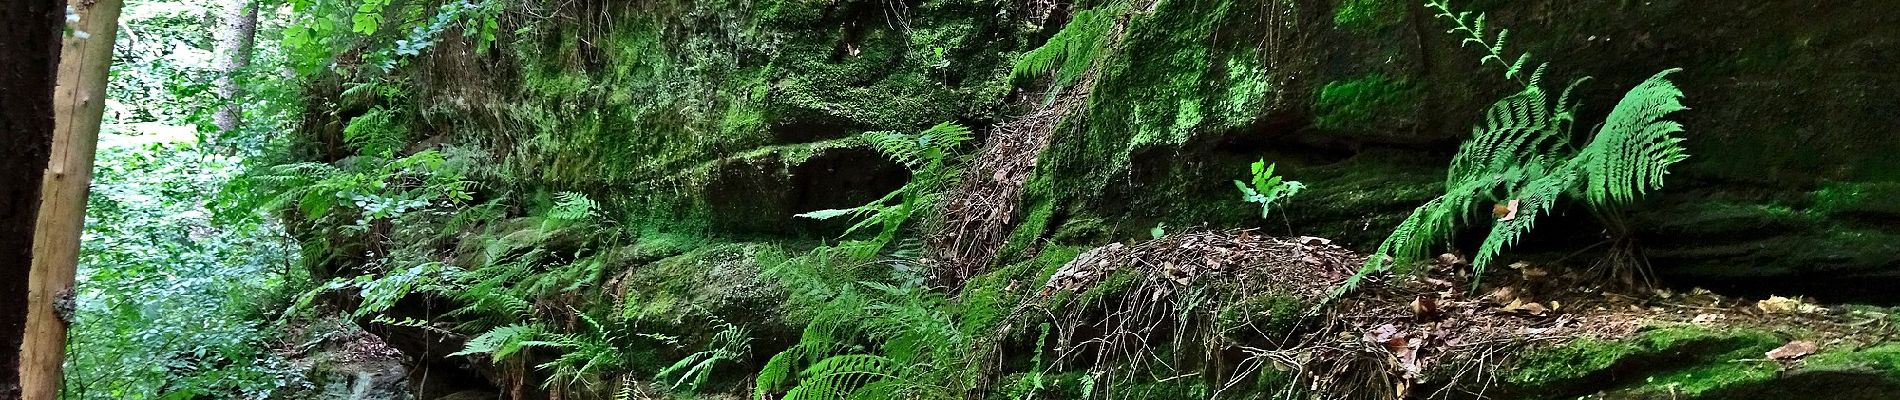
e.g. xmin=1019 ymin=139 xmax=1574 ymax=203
xmin=212 ymin=0 xmax=258 ymax=147
xmin=0 ymin=0 xmax=62 ymax=398
xmin=18 ymin=1 xmax=122 ymax=399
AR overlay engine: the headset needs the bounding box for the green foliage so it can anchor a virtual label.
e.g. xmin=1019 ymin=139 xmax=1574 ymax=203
xmin=1427 ymin=0 xmax=1542 ymax=84
xmin=1012 ymin=6 xmax=1119 ymax=92
xmin=257 ymin=149 xmax=475 ymax=228
xmin=342 ymin=107 xmax=408 ymax=156
xmin=797 ymin=123 xmax=972 ymax=258
xmin=1313 ymin=74 xmax=1415 ymax=131
xmin=1333 ymin=0 xmax=1403 ymax=32
xmin=68 ymin=139 xmax=310 ymax=399
xmin=656 ymin=322 xmax=752 ymax=391
xmin=1234 ymin=160 xmax=1306 ymax=219
xmin=754 ymin=251 xmax=966 ymax=400
xmin=1344 ymin=1 xmax=1692 ymax=293
xmin=454 ymin=323 xmax=548 ymax=361
xmin=285 ymin=0 xmax=501 ymax=73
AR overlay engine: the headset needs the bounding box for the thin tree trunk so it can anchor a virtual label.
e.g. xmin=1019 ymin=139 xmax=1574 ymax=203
xmin=0 ymin=0 xmax=63 ymax=398
xmin=212 ymin=0 xmax=258 ymax=147
xmin=19 ymin=1 xmax=122 ymax=399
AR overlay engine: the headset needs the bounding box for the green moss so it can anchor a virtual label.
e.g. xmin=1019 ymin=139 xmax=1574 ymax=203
xmin=1507 ymin=326 xmax=1780 ymax=388
xmin=1313 ymin=74 xmax=1415 ymax=132
xmin=1633 ymin=358 xmax=1779 ymax=397
xmin=1512 ymin=326 xmax=1778 ymax=386
xmin=1050 ymin=269 xmax=1139 ymax=311
xmin=622 ymin=243 xmax=788 ymax=327
xmin=1808 ymin=343 xmax=1900 ymax=372
xmin=1033 ymin=0 xmax=1281 ymax=221
xmin=1215 ymin=292 xmax=1307 ymax=335
xmin=1812 ymin=181 xmax=1900 ymax=218
xmin=1332 ymin=0 xmax=1404 ymax=32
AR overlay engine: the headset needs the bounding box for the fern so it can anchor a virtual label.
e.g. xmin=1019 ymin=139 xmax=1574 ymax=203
xmin=1579 ymin=69 xmax=1691 ymax=207
xmin=797 ymin=123 xmax=972 ymax=258
xmin=1343 ymin=2 xmax=1691 ymax=294
xmin=547 ymin=191 xmax=601 ymax=225
xmin=755 ymin=253 xmax=965 ymax=400
xmin=343 ymin=107 xmax=409 ymax=156
xmin=782 ymin=354 xmax=902 ymax=400
xmin=1011 ymin=7 xmax=1119 ymax=91
xmin=656 ymin=322 xmax=752 ymax=391
xmin=453 ymin=323 xmax=546 ymax=361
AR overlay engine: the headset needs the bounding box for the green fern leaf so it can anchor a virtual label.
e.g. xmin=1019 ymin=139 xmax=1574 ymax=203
xmin=1579 ymin=69 xmax=1689 ymax=207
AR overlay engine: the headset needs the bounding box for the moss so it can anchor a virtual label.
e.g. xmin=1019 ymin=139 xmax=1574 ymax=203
xmin=1631 ymin=358 xmax=1779 ymax=397
xmin=1812 ymin=181 xmax=1900 ymax=218
xmin=954 ymin=245 xmax=1087 ymax=345
xmin=622 ymin=243 xmax=788 ymax=330
xmin=1215 ymin=292 xmax=1307 ymax=335
xmin=1497 ymin=324 xmax=1778 ymax=396
xmin=1808 ymin=343 xmax=1900 ymax=372
xmin=1332 ymin=0 xmax=1405 ymax=32
xmin=1030 ymin=0 xmax=1282 ymax=225
xmin=1048 ymin=269 xmax=1139 ymax=312
xmin=1312 ymin=74 xmax=1416 ymax=132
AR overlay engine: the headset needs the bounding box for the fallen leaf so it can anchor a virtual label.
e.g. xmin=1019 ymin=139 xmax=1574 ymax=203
xmin=1692 ymin=313 xmax=1723 ymax=324
xmin=1494 ymin=199 xmax=1521 ymax=221
xmin=1411 ymin=296 xmax=1441 ymax=319
xmin=1758 ymin=295 xmax=1824 ymax=314
xmin=1766 ymin=340 xmax=1818 ymax=360
xmin=1488 ymin=287 xmax=1519 ymax=303
xmin=1435 ymin=252 xmax=1470 ymax=270
xmin=1520 ymin=265 xmax=1549 ymax=281
xmin=1501 ymin=299 xmax=1549 ymax=316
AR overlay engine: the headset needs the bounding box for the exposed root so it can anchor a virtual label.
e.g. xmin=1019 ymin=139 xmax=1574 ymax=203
xmin=930 ymin=0 xmax=1161 ymax=284
xmin=1020 ymin=229 xmax=1896 ymax=399
xmin=931 ymin=86 xmax=1087 ymax=283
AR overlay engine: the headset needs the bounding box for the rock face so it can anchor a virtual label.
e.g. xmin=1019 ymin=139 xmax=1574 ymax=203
xmin=382 ymin=0 xmax=1900 ymax=300
xmin=308 ymin=0 xmax=1900 ymax=352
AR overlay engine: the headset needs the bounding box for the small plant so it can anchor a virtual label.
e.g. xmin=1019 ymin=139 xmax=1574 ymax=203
xmin=797 ymin=122 xmax=972 ymax=258
xmin=1234 ymin=160 xmax=1305 ymax=219
xmin=1342 ymin=0 xmax=1692 ymax=294
xmin=656 ymin=321 xmax=752 ymax=392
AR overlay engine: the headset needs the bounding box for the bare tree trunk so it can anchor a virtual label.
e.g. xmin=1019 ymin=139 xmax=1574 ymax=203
xmin=212 ymin=0 xmax=258 ymax=146
xmin=0 ymin=1 xmax=62 ymax=398
xmin=19 ymin=1 xmax=122 ymax=399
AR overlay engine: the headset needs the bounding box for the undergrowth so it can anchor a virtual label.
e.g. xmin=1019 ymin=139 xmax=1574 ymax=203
xmin=1341 ymin=0 xmax=1692 ymax=294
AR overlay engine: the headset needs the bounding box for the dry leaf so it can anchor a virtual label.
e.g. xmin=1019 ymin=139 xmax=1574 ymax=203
xmin=1501 ymin=299 xmax=1549 ymax=316
xmin=1494 ymin=199 xmax=1521 ymax=221
xmin=1435 ymin=252 xmax=1470 ymax=269
xmin=1297 ymin=236 xmax=1332 ymax=246
xmin=1520 ymin=265 xmax=1549 ymax=281
xmin=1488 ymin=286 xmax=1519 ymax=303
xmin=1692 ymin=313 xmax=1723 ymax=324
xmin=1766 ymin=340 xmax=1818 ymax=360
xmin=1758 ymin=295 xmax=1824 ymax=314
xmin=1411 ymin=296 xmax=1441 ymax=319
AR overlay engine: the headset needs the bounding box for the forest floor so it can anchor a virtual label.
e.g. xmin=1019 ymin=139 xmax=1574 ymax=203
xmin=1036 ymin=229 xmax=1898 ymax=399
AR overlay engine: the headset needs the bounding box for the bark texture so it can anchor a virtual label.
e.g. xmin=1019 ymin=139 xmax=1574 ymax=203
xmin=212 ymin=0 xmax=258 ymax=142
xmin=0 ymin=0 xmax=61 ymax=397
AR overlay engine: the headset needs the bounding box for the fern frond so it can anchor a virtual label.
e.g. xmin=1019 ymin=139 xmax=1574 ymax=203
xmin=784 ymin=354 xmax=900 ymax=400
xmin=1011 ymin=7 xmax=1117 ymax=90
xmin=1579 ymin=69 xmax=1689 ymax=207
xmin=548 ymin=191 xmax=600 ymax=223
xmin=454 ymin=323 xmax=543 ymax=361
xmin=1471 ymin=166 xmax=1579 ymax=282
xmin=757 ymin=345 xmax=807 ymax=399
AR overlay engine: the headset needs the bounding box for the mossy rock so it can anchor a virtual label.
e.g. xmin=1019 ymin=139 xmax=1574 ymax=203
xmin=620 ymin=243 xmax=793 ymax=339
xmin=1498 ymin=325 xmax=1900 ymax=400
